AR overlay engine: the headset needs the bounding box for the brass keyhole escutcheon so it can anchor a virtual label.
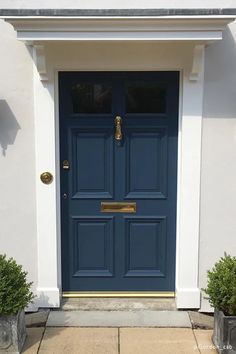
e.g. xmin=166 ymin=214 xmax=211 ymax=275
xmin=40 ymin=172 xmax=53 ymax=185
xmin=62 ymin=160 xmax=70 ymax=170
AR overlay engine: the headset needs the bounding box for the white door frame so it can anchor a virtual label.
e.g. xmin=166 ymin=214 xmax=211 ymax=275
xmin=33 ymin=50 xmax=204 ymax=309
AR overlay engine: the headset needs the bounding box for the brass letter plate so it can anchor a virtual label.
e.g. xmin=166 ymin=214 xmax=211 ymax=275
xmin=101 ymin=202 xmax=136 ymax=213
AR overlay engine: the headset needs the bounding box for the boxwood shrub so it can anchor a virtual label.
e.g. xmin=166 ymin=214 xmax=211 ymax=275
xmin=0 ymin=254 xmax=35 ymax=315
xmin=203 ymin=253 xmax=236 ymax=316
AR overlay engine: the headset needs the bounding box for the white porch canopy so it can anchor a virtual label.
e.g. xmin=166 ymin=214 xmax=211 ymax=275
xmin=2 ymin=12 xmax=235 ymax=81
xmin=4 ymin=16 xmax=234 ymax=41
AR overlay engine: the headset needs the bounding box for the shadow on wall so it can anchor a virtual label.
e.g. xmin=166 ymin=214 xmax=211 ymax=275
xmin=0 ymin=100 xmax=21 ymax=156
xmin=203 ymin=25 xmax=236 ymax=119
xmin=35 ymin=292 xmax=60 ymax=309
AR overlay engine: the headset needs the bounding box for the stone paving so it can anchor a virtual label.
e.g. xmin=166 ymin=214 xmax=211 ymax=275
xmin=23 ymin=309 xmax=216 ymax=353
xmin=22 ymin=327 xmax=217 ymax=354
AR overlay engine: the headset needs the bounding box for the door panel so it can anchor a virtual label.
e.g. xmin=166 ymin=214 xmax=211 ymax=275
xmin=70 ymin=128 xmax=114 ymax=199
xmin=72 ymin=216 xmax=114 ymax=277
xmin=124 ymin=217 xmax=166 ymax=278
xmin=60 ymin=71 xmax=179 ymax=292
xmin=125 ymin=128 xmax=167 ymax=199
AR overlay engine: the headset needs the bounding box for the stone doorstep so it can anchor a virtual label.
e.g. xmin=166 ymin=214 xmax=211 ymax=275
xmin=46 ymin=310 xmax=192 ymax=328
xmin=25 ymin=307 xmax=214 ymax=330
xmin=61 ymin=297 xmax=177 ymax=311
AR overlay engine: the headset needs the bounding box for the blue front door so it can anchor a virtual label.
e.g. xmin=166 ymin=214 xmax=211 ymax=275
xmin=59 ymin=71 xmax=179 ymax=292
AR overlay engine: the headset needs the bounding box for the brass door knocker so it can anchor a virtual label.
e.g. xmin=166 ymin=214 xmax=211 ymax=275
xmin=114 ymin=116 xmax=123 ymax=141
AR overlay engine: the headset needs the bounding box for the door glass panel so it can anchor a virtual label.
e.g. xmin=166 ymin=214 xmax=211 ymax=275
xmin=126 ymin=82 xmax=166 ymax=113
xmin=71 ymin=83 xmax=112 ymax=114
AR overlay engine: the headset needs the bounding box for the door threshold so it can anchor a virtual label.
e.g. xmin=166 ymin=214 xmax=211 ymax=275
xmin=62 ymin=291 xmax=175 ymax=298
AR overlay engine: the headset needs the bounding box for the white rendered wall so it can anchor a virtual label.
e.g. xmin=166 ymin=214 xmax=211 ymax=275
xmin=0 ymin=0 xmax=236 ymax=9
xmin=1 ymin=14 xmax=236 ymax=310
xmin=199 ymin=20 xmax=236 ymax=312
xmin=0 ymin=19 xmax=37 ymax=303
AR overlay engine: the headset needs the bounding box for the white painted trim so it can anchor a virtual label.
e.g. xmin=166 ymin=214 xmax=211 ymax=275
xmin=2 ymin=15 xmax=236 ymax=20
xmin=176 ymin=288 xmax=201 ymax=308
xmin=190 ymin=44 xmax=205 ymax=81
xmin=6 ymin=16 xmax=232 ymax=43
xmin=54 ymin=72 xmax=62 ymax=292
xmin=6 ymin=15 xmax=236 ymax=24
xmin=17 ymin=31 xmax=223 ymax=41
xmin=35 ymin=288 xmax=60 ymax=308
xmin=33 ymin=44 xmax=48 ymax=81
xmin=175 ymin=71 xmax=184 ymax=308
xmin=4 ymin=15 xmax=235 ymax=20
xmin=175 ymin=52 xmax=205 ymax=308
xmin=13 ymin=16 xmax=229 ymax=84
xmin=33 ymin=48 xmax=60 ymax=308
xmin=32 ymin=46 xmax=204 ymax=309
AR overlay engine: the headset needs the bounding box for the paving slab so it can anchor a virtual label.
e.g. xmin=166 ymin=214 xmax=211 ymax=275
xmin=62 ymin=298 xmax=176 ymax=311
xmin=120 ymin=328 xmax=198 ymax=354
xmin=47 ymin=310 xmax=191 ymax=327
xmin=189 ymin=311 xmax=214 ymax=329
xmin=38 ymin=328 xmax=118 ymax=354
xmin=22 ymin=328 xmax=44 ymax=354
xmin=194 ymin=330 xmax=217 ymax=354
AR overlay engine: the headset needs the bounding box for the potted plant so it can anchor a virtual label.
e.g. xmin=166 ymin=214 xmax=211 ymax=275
xmin=203 ymin=253 xmax=236 ymax=353
xmin=0 ymin=254 xmax=35 ymax=353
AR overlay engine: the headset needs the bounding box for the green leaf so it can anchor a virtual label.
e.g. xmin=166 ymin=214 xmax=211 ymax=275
xmin=203 ymin=253 xmax=236 ymax=316
xmin=0 ymin=254 xmax=35 ymax=315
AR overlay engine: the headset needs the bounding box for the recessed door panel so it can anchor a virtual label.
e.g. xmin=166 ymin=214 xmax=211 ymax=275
xmin=124 ymin=217 xmax=166 ymax=277
xmin=71 ymin=127 xmax=113 ymax=199
xmin=72 ymin=217 xmax=114 ymax=277
xmin=125 ymin=128 xmax=167 ymax=199
xmin=71 ymin=128 xmax=113 ymax=199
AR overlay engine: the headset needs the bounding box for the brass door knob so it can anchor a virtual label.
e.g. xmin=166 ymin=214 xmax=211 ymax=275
xmin=40 ymin=172 xmax=53 ymax=184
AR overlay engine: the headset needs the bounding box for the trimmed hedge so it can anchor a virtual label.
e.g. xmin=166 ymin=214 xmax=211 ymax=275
xmin=0 ymin=254 xmax=35 ymax=315
xmin=203 ymin=253 xmax=236 ymax=316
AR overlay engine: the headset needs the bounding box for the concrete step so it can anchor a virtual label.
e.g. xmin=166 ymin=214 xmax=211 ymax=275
xmin=61 ymin=297 xmax=176 ymax=311
xmin=47 ymin=310 xmax=191 ymax=328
